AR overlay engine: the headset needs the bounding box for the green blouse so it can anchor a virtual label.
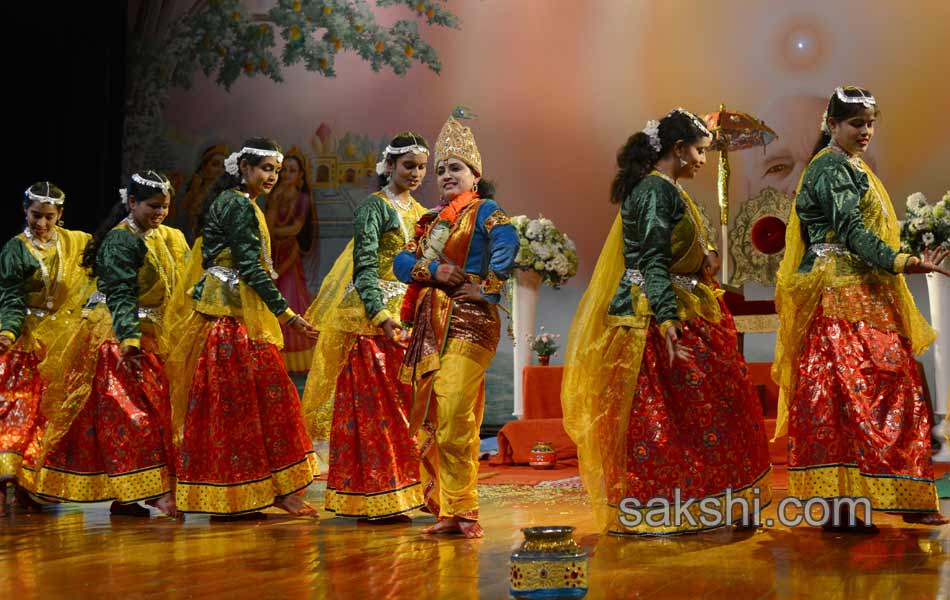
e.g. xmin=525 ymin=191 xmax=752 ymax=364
xmin=348 ymin=193 xmax=425 ymax=326
xmin=0 ymin=228 xmax=91 ymax=343
xmin=95 ymin=222 xmax=188 ymax=346
xmin=795 ymin=152 xmax=903 ymax=274
xmin=608 ymin=175 xmax=709 ymax=328
xmin=194 ymin=189 xmax=289 ymax=317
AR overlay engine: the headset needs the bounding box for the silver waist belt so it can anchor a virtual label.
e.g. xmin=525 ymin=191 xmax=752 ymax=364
xmin=622 ymin=269 xmax=699 ymax=291
xmin=343 ymin=279 xmax=408 ymax=303
xmin=87 ymin=291 xmax=160 ymax=322
xmin=810 ymin=243 xmax=853 ymax=258
xmin=205 ymin=266 xmax=240 ymax=291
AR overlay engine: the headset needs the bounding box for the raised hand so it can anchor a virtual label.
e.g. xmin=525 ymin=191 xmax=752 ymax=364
xmin=664 ymin=325 xmax=693 ymax=368
xmin=290 ymin=315 xmax=319 ymax=340
xmin=452 ymin=282 xmax=487 ymax=304
xmin=381 ymin=318 xmax=408 ymax=347
xmin=435 ymin=263 xmax=465 ymax=287
xmin=905 ymin=246 xmax=950 ymax=277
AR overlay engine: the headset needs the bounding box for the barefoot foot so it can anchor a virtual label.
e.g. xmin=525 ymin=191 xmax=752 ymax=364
xmin=422 ymin=518 xmax=463 ymax=535
xmin=903 ymin=513 xmax=950 ymax=526
xmin=457 ymin=518 xmax=483 ymax=539
xmin=110 ymin=501 xmax=151 ymax=517
xmin=274 ymin=494 xmax=318 ymax=517
xmin=145 ymin=492 xmax=179 ymax=518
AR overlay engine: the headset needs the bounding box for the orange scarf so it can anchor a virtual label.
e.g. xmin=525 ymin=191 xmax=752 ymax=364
xmin=401 ymin=192 xmax=480 ymax=325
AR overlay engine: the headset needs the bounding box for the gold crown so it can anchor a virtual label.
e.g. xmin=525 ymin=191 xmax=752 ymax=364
xmin=435 ymin=115 xmax=482 ymax=176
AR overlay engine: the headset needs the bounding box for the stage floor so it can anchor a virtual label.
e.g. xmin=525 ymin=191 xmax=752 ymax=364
xmin=3 ymin=480 xmax=950 ymax=599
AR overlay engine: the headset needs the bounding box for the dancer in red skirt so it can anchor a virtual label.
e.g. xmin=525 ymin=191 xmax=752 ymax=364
xmin=774 ymin=86 xmax=950 ymax=530
xmin=0 ymin=182 xmax=90 ymax=515
xmin=301 ymin=132 xmax=430 ymax=522
xmin=22 ymin=172 xmax=187 ymax=517
xmin=168 ymin=138 xmax=320 ymax=518
xmin=563 ymin=108 xmax=772 ymax=535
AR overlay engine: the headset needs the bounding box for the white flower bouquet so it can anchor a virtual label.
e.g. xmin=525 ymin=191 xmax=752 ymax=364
xmin=509 ymin=215 xmax=579 ymax=288
xmin=901 ymin=191 xmax=950 ymax=255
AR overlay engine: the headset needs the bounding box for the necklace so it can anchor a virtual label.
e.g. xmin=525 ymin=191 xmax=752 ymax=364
xmin=382 ymin=186 xmax=414 ymax=244
xmin=824 ymin=143 xmax=886 ymax=215
xmin=383 ymin=184 xmax=413 ymax=212
xmin=650 ymin=169 xmax=683 ymax=192
xmin=648 ymin=170 xmax=710 ymax=251
xmin=123 ymin=216 xmax=174 ymax=303
xmin=124 ymin=215 xmax=155 ymax=239
xmin=22 ymin=227 xmax=63 ymax=309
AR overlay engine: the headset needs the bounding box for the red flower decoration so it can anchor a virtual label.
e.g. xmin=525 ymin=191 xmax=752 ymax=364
xmin=750 ymin=216 xmax=787 ymax=255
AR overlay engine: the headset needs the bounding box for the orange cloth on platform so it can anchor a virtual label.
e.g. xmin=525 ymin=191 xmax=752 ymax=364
xmin=522 ymin=366 xmax=564 ymax=419
xmin=489 ymin=418 xmax=576 ymax=465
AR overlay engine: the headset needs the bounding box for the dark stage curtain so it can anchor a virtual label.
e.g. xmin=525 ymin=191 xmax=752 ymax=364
xmin=1 ymin=2 xmax=127 ymax=241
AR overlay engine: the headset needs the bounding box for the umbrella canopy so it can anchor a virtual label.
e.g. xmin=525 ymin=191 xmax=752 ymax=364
xmin=704 ymin=109 xmax=777 ymax=152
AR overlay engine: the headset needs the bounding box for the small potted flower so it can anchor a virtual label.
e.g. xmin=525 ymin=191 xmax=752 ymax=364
xmin=526 ymin=327 xmax=560 ymax=366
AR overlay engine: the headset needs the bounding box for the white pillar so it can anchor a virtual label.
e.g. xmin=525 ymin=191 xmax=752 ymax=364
xmin=512 ymin=269 xmax=541 ymax=419
xmin=928 ymin=262 xmax=950 ymax=461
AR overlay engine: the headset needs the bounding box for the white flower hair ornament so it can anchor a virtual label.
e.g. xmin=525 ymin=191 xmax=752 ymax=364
xmin=224 ymin=152 xmax=241 ymax=176
xmin=642 ymin=119 xmax=662 ymax=153
xmin=119 ymin=188 xmax=129 ymax=206
xmin=224 ymin=147 xmax=285 ymax=177
xmin=375 ymin=143 xmax=430 ymax=176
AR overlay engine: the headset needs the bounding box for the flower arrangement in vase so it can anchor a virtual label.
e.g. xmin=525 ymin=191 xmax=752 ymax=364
xmin=527 ymin=327 xmax=560 ymax=366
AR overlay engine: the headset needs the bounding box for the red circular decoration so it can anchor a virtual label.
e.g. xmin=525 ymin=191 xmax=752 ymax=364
xmin=751 ymin=216 xmax=787 ymax=255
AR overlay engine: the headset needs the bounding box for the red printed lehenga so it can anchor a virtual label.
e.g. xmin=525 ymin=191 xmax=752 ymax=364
xmin=773 ymin=147 xmax=940 ymax=514
xmin=562 ymin=172 xmax=772 ymax=536
xmin=167 ymin=189 xmax=317 ymax=515
xmin=301 ymin=190 xmax=427 ymax=519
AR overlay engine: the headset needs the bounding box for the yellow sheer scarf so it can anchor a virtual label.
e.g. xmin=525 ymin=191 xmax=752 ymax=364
xmin=39 ymin=225 xmax=189 ymax=464
xmin=772 ymin=149 xmax=935 ymax=439
xmin=16 ymin=227 xmax=93 ymax=355
xmin=561 ymin=213 xmax=646 ymax=530
xmin=301 ymin=238 xmax=356 ymax=439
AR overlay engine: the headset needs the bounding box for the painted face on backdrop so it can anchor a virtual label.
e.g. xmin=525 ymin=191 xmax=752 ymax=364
xmin=129 ymin=192 xmax=171 ymax=230
xmin=436 ymin=158 xmax=479 ymax=201
xmin=388 ymin=151 xmax=429 ymax=193
xmin=279 ymin=156 xmax=303 ymax=190
xmin=202 ymin=153 xmax=226 ymax=180
xmin=24 ymin=201 xmax=62 ymax=241
xmin=242 ymin=156 xmax=282 ymax=198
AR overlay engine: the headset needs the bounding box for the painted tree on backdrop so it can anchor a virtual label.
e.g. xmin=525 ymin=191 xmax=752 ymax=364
xmin=125 ymin=0 xmax=461 ymax=174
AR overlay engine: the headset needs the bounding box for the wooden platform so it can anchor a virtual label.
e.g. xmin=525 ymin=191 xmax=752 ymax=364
xmin=3 ymin=480 xmax=950 ymax=598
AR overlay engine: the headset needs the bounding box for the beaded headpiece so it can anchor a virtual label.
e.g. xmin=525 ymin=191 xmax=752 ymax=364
xmin=119 ymin=172 xmax=170 ymax=206
xmin=224 ymin=147 xmax=284 ymax=176
xmin=375 ymin=132 xmax=430 ymax=175
xmin=821 ymin=86 xmax=876 ymax=133
xmin=24 ymin=181 xmax=64 ymax=206
xmin=434 ymin=106 xmax=482 ymax=176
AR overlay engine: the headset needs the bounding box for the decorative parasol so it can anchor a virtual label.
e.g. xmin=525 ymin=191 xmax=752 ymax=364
xmin=703 ymin=105 xmax=777 ymax=283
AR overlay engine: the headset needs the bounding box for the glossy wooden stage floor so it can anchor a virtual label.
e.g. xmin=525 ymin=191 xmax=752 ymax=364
xmin=3 ymin=482 xmax=950 ymax=599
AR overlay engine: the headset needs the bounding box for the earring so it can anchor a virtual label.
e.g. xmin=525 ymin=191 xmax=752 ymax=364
xmin=472 ymin=181 xmax=479 ymax=192
xmin=240 ymin=175 xmax=247 ymax=185
xmin=679 ymin=158 xmax=688 ymax=167
xmin=57 ymin=219 xmax=64 ymax=227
